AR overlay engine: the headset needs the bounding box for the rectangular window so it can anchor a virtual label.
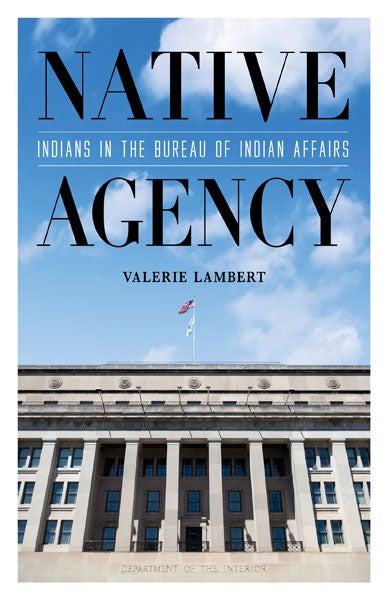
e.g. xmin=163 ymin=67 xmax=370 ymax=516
xmin=230 ymin=527 xmax=244 ymax=551
xmin=105 ymin=490 xmax=120 ymax=512
xmin=346 ymin=447 xmax=357 ymax=468
xmin=156 ymin=458 xmax=166 ymax=477
xmin=272 ymin=527 xmax=286 ymax=551
xmin=182 ymin=458 xmax=193 ymax=476
xmin=222 ymin=458 xmax=232 ymax=477
xmin=21 ymin=482 xmax=35 ymax=504
xmin=361 ymin=520 xmax=370 ymax=545
xmin=103 ymin=457 xmax=116 ymax=476
xmin=188 ymin=491 xmax=201 ymax=513
xmin=269 ymin=490 xmax=283 ymax=512
xmin=354 ymin=482 xmax=365 ymax=504
xmin=18 ymin=448 xmax=29 ymax=468
xmin=359 ymin=448 xmax=370 ymax=467
xmin=196 ymin=458 xmax=207 ymax=477
xmin=324 ymin=482 xmax=337 ymax=504
xmin=331 ymin=520 xmax=344 ymax=544
xmin=143 ymin=458 xmax=154 ymax=477
xmin=146 ymin=491 xmax=160 ymax=512
xmin=273 ymin=458 xmax=285 ymax=476
xmin=30 ymin=447 xmax=41 ymax=467
xmin=264 ymin=458 xmax=271 ymax=477
xmin=57 ymin=448 xmax=70 ymax=468
xmin=102 ymin=526 xmax=116 ymax=551
xmin=71 ymin=447 xmax=83 ymax=467
xmin=228 ymin=491 xmax=242 ymax=512
xmin=116 ymin=457 xmax=124 ymax=476
xmin=58 ymin=520 xmax=72 ymax=544
xmin=234 ymin=458 xmax=245 ymax=476
xmin=145 ymin=527 xmax=159 ymax=550
xmin=18 ymin=520 xmax=27 ymax=544
xmin=51 ymin=482 xmax=64 ymax=504
xmin=43 ymin=520 xmax=57 ymax=544
xmin=316 ymin=520 xmax=328 ymax=545
xmin=310 ymin=482 xmax=322 ymax=504
xmin=305 ymin=447 xmax=315 ymax=469
xmin=318 ymin=448 xmax=330 ymax=468
xmin=65 ymin=482 xmax=78 ymax=504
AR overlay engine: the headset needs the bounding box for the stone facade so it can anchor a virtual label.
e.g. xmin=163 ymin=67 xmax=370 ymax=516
xmin=18 ymin=363 xmax=370 ymax=582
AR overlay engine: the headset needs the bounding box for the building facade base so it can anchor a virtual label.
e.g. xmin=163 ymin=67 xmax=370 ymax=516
xmin=18 ymin=551 xmax=370 ymax=583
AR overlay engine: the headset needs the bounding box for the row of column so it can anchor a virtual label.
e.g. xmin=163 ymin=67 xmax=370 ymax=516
xmin=20 ymin=437 xmax=366 ymax=553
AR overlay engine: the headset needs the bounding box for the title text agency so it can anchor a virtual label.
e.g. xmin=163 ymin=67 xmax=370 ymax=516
xmin=38 ymin=176 xmax=348 ymax=249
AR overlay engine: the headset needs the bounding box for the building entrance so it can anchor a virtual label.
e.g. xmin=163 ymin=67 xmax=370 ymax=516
xmin=185 ymin=527 xmax=202 ymax=552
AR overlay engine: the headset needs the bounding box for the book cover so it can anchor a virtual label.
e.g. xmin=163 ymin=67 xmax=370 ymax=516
xmin=18 ymin=17 xmax=370 ymax=367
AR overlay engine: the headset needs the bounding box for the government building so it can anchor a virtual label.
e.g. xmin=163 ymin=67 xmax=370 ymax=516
xmin=18 ymin=363 xmax=370 ymax=582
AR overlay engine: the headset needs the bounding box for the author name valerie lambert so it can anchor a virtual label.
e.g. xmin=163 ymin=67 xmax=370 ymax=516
xmin=122 ymin=270 xmax=266 ymax=283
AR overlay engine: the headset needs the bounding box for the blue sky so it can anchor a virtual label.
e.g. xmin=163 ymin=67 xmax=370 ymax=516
xmin=18 ymin=17 xmax=370 ymax=366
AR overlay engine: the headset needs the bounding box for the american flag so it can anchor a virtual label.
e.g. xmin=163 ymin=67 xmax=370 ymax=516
xmin=178 ymin=299 xmax=195 ymax=314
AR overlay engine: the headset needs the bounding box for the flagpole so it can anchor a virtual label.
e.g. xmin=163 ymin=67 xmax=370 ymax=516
xmin=193 ymin=297 xmax=196 ymax=364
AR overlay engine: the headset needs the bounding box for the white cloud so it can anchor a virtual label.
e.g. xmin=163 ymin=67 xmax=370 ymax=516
xmin=142 ymin=18 xmax=369 ymax=110
xmin=143 ymin=345 xmax=177 ymax=362
xmin=228 ymin=282 xmax=363 ymax=364
xmin=32 ymin=18 xmax=95 ymax=51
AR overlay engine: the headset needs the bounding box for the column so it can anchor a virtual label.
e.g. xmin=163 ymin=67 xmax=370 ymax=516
xmin=331 ymin=440 xmax=366 ymax=551
xmin=289 ymin=438 xmax=319 ymax=551
xmin=69 ymin=440 xmax=98 ymax=551
xmin=208 ymin=440 xmax=224 ymax=552
xmin=21 ymin=439 xmax=56 ymax=551
xmin=115 ymin=440 xmax=139 ymax=552
xmin=163 ymin=440 xmax=180 ymax=552
xmin=249 ymin=440 xmax=272 ymax=551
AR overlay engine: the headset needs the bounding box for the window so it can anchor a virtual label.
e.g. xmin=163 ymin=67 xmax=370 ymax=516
xmin=264 ymin=458 xmax=271 ymax=477
xmin=188 ymin=491 xmax=201 ymax=512
xmin=222 ymin=457 xmax=245 ymax=477
xmin=222 ymin=458 xmax=232 ymax=477
xmin=30 ymin=448 xmax=41 ymax=467
xmin=360 ymin=448 xmax=370 ymax=468
xmin=196 ymin=458 xmax=207 ymax=476
xmin=310 ymin=482 xmax=322 ymax=504
xmin=361 ymin=520 xmax=370 ymax=545
xmin=354 ymin=482 xmax=365 ymax=504
xmin=58 ymin=520 xmax=72 ymax=544
xmin=105 ymin=490 xmax=120 ymax=512
xmin=71 ymin=447 xmax=83 ymax=467
xmin=18 ymin=448 xmax=29 ymax=468
xmin=51 ymin=482 xmax=64 ymax=504
xmin=156 ymin=458 xmax=166 ymax=477
xmin=273 ymin=458 xmax=285 ymax=477
xmin=102 ymin=527 xmax=116 ymax=551
xmin=182 ymin=458 xmax=193 ymax=477
xmin=331 ymin=520 xmax=344 ymax=544
xmin=103 ymin=456 xmax=123 ymax=476
xmin=117 ymin=457 xmax=124 ymax=476
xmin=18 ymin=520 xmax=27 ymax=544
xmin=346 ymin=447 xmax=357 ymax=468
xmin=65 ymin=482 xmax=78 ymax=504
xmin=146 ymin=491 xmax=160 ymax=512
xmin=316 ymin=520 xmax=328 ymax=545
xmin=318 ymin=448 xmax=330 ymax=468
xmin=230 ymin=527 xmax=244 ymax=551
xmin=57 ymin=448 xmax=70 ymax=468
xmin=324 ymin=482 xmax=337 ymax=504
xmin=234 ymin=458 xmax=245 ymax=476
xmin=228 ymin=491 xmax=242 ymax=512
xmin=145 ymin=527 xmax=159 ymax=550
xmin=268 ymin=491 xmax=283 ymax=512
xmin=143 ymin=458 xmax=154 ymax=476
xmin=305 ymin=448 xmax=315 ymax=469
xmin=21 ymin=482 xmax=35 ymax=504
xmin=272 ymin=527 xmax=286 ymax=551
xmin=367 ymin=481 xmax=371 ymax=497
xmin=43 ymin=520 xmax=57 ymax=544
